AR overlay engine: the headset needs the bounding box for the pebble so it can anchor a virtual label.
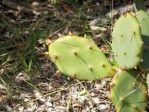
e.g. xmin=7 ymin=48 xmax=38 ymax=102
xmin=24 ymin=98 xmax=30 ymax=102
xmin=46 ymin=101 xmax=53 ymax=107
xmin=31 ymin=2 xmax=40 ymax=7
xmin=97 ymin=104 xmax=109 ymax=111
xmin=39 ymin=98 xmax=46 ymax=103
xmin=57 ymin=106 xmax=66 ymax=110
xmin=18 ymin=107 xmax=24 ymax=112
xmin=72 ymin=91 xmax=79 ymax=99
xmin=101 ymin=81 xmax=107 ymax=87
xmin=105 ymin=91 xmax=110 ymax=96
xmin=93 ymin=97 xmax=100 ymax=104
xmin=47 ymin=108 xmax=52 ymax=112
xmin=79 ymin=96 xmax=87 ymax=103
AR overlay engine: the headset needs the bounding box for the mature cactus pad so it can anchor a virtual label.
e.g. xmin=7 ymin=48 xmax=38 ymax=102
xmin=136 ymin=10 xmax=149 ymax=69
xmin=111 ymin=70 xmax=147 ymax=112
xmin=48 ymin=35 xmax=115 ymax=80
xmin=112 ymin=13 xmax=143 ymax=69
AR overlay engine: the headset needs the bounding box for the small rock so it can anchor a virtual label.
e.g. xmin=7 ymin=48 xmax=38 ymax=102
xmin=72 ymin=91 xmax=79 ymax=99
xmin=57 ymin=106 xmax=65 ymax=110
xmin=18 ymin=107 xmax=24 ymax=112
xmin=101 ymin=80 xmax=107 ymax=87
xmin=24 ymin=98 xmax=30 ymax=102
xmin=97 ymin=104 xmax=109 ymax=111
xmin=46 ymin=102 xmax=53 ymax=107
xmin=105 ymin=91 xmax=110 ymax=96
xmin=47 ymin=108 xmax=52 ymax=112
xmin=90 ymin=26 xmax=107 ymax=31
xmin=78 ymin=94 xmax=87 ymax=103
xmin=31 ymin=2 xmax=40 ymax=7
xmin=93 ymin=97 xmax=100 ymax=104
xmin=39 ymin=98 xmax=46 ymax=103
xmin=0 ymin=68 xmax=4 ymax=74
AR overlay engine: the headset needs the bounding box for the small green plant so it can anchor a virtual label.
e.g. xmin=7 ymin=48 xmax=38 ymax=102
xmin=47 ymin=1 xmax=149 ymax=112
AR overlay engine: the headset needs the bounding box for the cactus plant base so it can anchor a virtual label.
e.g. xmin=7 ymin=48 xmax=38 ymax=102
xmin=110 ymin=70 xmax=147 ymax=112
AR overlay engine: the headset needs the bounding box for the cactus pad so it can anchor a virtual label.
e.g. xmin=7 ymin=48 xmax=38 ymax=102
xmin=48 ymin=35 xmax=115 ymax=80
xmin=139 ymin=46 xmax=149 ymax=69
xmin=147 ymin=73 xmax=149 ymax=89
xmin=133 ymin=0 xmax=146 ymax=11
xmin=136 ymin=10 xmax=149 ymax=69
xmin=112 ymin=13 xmax=143 ymax=69
xmin=111 ymin=70 xmax=147 ymax=112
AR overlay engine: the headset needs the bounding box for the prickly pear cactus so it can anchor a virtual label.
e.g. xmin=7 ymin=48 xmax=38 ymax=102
xmin=133 ymin=0 xmax=146 ymax=11
xmin=110 ymin=70 xmax=147 ymax=112
xmin=136 ymin=10 xmax=149 ymax=69
xmin=48 ymin=35 xmax=115 ymax=80
xmin=112 ymin=13 xmax=143 ymax=69
xmin=135 ymin=11 xmax=149 ymax=44
xmin=139 ymin=44 xmax=149 ymax=70
xmin=147 ymin=73 xmax=149 ymax=89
